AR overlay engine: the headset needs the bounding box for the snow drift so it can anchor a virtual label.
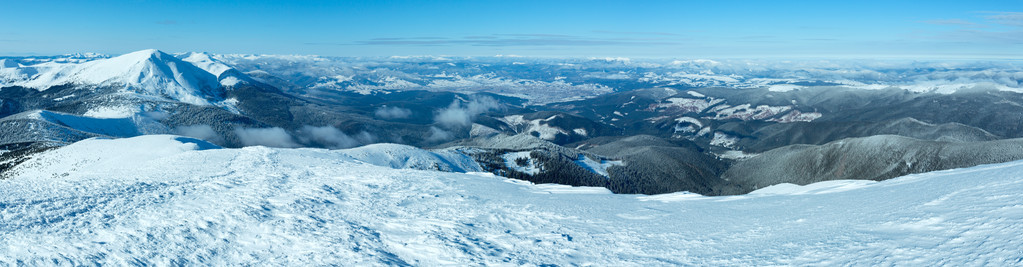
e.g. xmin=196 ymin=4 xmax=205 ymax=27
xmin=1 ymin=135 xmax=1022 ymax=265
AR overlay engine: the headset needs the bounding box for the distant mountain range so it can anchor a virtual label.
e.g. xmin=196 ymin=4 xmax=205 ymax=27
xmin=3 ymin=49 xmax=1023 ymax=195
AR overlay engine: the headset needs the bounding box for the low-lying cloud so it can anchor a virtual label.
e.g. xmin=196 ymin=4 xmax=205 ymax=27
xmin=434 ymin=97 xmax=502 ymax=128
xmin=374 ymin=106 xmax=412 ymax=119
xmin=426 ymin=126 xmax=454 ymax=142
xmin=233 ymin=127 xmax=300 ymax=148
xmin=296 ymin=125 xmax=375 ymax=149
xmin=175 ymin=125 xmax=223 ymax=144
xmin=435 ymin=103 xmax=473 ymax=127
xmin=142 ymin=110 xmax=170 ymax=120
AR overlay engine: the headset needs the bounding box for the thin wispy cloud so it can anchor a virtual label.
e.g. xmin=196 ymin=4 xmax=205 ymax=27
xmin=984 ymin=12 xmax=1023 ymax=27
xmin=338 ymin=34 xmax=684 ymax=47
xmin=922 ymin=12 xmax=1023 ymax=45
xmin=945 ymin=29 xmax=1023 ymax=44
xmin=923 ymin=19 xmax=985 ymax=28
xmin=729 ymin=35 xmax=785 ymax=44
xmin=592 ymin=30 xmax=685 ymax=37
xmin=493 ymin=33 xmax=579 ymax=38
xmin=3 ymin=1 xmax=1018 ymax=58
xmin=371 ymin=37 xmax=449 ymax=41
xmin=739 ymin=35 xmax=777 ymax=40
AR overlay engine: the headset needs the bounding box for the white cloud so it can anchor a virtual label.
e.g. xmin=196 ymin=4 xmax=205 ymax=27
xmin=374 ymin=106 xmax=412 ymax=119
xmin=985 ymin=12 xmax=1023 ymax=27
xmin=233 ymin=127 xmax=299 ymax=148
xmin=297 ymin=125 xmax=361 ymax=149
xmin=434 ymin=97 xmax=502 ymax=128
xmin=425 ymin=126 xmax=454 ymax=142
xmin=175 ymin=125 xmax=223 ymax=144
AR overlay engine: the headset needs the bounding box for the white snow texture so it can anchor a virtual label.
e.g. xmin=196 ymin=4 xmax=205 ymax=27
xmin=11 ymin=49 xmax=225 ymax=106
xmin=1 ymin=135 xmax=1022 ymax=265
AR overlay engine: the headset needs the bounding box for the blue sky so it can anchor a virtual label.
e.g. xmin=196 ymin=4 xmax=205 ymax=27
xmin=1 ymin=0 xmax=1021 ymax=58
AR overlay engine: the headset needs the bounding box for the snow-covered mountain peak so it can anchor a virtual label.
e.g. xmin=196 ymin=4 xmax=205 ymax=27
xmin=179 ymin=51 xmax=253 ymax=87
xmin=17 ymin=49 xmax=224 ymax=106
xmin=60 ymin=52 xmax=110 ymax=60
xmin=180 ymin=52 xmax=232 ymax=77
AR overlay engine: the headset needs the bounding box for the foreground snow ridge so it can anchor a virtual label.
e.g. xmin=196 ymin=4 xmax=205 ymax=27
xmin=2 ymin=135 xmax=1023 ymax=265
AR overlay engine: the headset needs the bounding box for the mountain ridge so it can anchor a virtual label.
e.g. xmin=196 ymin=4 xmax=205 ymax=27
xmin=11 ymin=49 xmax=227 ymax=106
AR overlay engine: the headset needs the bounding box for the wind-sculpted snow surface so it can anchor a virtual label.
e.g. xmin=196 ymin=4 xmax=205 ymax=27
xmin=2 ymin=135 xmax=1023 ymax=265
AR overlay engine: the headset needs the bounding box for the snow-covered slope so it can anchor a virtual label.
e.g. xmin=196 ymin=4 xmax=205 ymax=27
xmin=336 ymin=143 xmax=483 ymax=172
xmin=500 ymin=114 xmax=569 ymax=140
xmin=0 ymin=110 xmax=169 ymax=146
xmin=179 ymin=52 xmax=233 ymax=77
xmin=178 ymin=52 xmax=251 ymax=87
xmin=0 ymin=59 xmax=32 ymax=84
xmin=0 ymin=59 xmax=19 ymax=68
xmin=14 ymin=49 xmax=224 ymax=106
xmin=2 ymin=135 xmax=1022 ymax=265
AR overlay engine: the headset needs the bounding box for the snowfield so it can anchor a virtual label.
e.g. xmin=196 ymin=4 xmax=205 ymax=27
xmin=2 ymin=135 xmax=1023 ymax=265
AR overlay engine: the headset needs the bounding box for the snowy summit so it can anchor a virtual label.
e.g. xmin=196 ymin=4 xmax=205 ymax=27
xmin=13 ymin=49 xmax=225 ymax=105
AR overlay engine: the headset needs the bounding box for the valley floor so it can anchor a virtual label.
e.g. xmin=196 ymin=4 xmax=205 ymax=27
xmin=2 ymin=136 xmax=1022 ymax=265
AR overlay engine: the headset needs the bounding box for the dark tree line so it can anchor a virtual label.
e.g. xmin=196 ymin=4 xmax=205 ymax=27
xmin=472 ymin=148 xmax=609 ymax=189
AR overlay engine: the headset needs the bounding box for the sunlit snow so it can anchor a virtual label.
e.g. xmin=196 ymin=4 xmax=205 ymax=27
xmin=2 ymin=135 xmax=1022 ymax=265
